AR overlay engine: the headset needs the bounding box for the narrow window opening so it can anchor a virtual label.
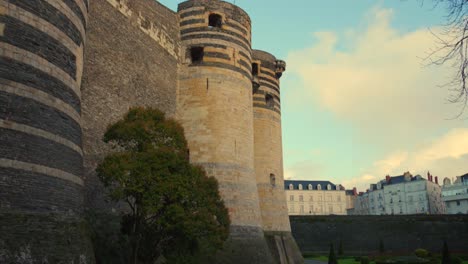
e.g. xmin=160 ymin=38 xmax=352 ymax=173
xmin=265 ymin=94 xmax=274 ymax=109
xmin=270 ymin=174 xmax=276 ymax=187
xmin=252 ymin=63 xmax=259 ymax=76
xmin=190 ymin=47 xmax=204 ymax=63
xmin=208 ymin=14 xmax=223 ymax=28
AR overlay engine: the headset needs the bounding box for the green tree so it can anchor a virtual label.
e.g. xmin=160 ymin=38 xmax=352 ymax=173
xmin=328 ymin=243 xmax=338 ymax=264
xmin=442 ymin=240 xmax=451 ymax=264
xmin=96 ymin=107 xmax=230 ymax=264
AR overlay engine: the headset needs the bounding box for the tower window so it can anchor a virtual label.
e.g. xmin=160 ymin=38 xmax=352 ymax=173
xmin=190 ymin=47 xmax=204 ymax=63
xmin=265 ymin=94 xmax=275 ymax=109
xmin=252 ymin=63 xmax=259 ymax=76
xmin=208 ymin=14 xmax=223 ymax=28
xmin=270 ymin=174 xmax=276 ymax=187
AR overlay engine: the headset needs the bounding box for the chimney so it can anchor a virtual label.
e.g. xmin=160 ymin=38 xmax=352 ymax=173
xmin=435 ymin=176 xmax=439 ymax=185
xmin=386 ymin=175 xmax=391 ymax=183
xmin=427 ymin=171 xmax=430 ymax=180
xmin=353 ymin=187 xmax=357 ymax=196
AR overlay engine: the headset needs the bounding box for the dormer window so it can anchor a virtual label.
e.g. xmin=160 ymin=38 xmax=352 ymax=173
xmin=299 ymin=184 xmax=303 ymax=190
xmin=190 ymin=47 xmax=204 ymax=63
xmin=208 ymin=14 xmax=222 ymax=28
xmin=308 ymin=184 xmax=313 ymax=190
xmin=317 ymin=184 xmax=322 ymax=190
xmin=327 ymin=184 xmax=332 ymax=190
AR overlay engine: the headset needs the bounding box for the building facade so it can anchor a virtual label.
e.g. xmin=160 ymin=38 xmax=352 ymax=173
xmin=442 ymin=174 xmax=468 ymax=214
xmin=354 ymin=172 xmax=445 ymax=215
xmin=284 ymin=180 xmax=347 ymax=215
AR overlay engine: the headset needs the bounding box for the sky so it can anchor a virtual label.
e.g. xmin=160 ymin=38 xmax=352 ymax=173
xmin=159 ymin=0 xmax=468 ymax=192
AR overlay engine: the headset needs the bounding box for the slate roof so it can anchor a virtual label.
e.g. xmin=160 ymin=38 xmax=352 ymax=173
xmin=284 ymin=180 xmax=337 ymax=191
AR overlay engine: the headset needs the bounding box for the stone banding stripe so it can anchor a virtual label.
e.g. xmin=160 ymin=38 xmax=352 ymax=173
xmin=1 ymin=43 xmax=80 ymax=98
xmin=190 ymin=61 xmax=251 ymax=80
xmin=239 ymin=50 xmax=251 ymax=61
xmin=0 ymin=16 xmax=77 ymax=79
xmin=63 ymin=0 xmax=87 ymax=28
xmin=0 ymin=159 xmax=83 ymax=186
xmin=0 ymin=128 xmax=83 ymax=177
xmin=182 ymin=33 xmax=250 ymax=53
xmin=0 ymin=90 xmax=82 ymax=146
xmin=261 ymin=69 xmax=277 ymax=80
xmin=0 ymin=166 xmax=83 ymax=213
xmin=181 ymin=26 xmax=251 ymax=48
xmin=178 ymin=9 xmax=205 ymax=19
xmin=0 ymin=58 xmax=81 ymax=113
xmin=225 ymin=21 xmax=248 ymax=35
xmin=2 ymin=1 xmax=79 ymax=53
xmin=238 ymin=59 xmax=251 ymax=73
xmin=204 ymin=51 xmax=230 ymax=61
xmin=253 ymin=103 xmax=281 ymax=115
xmin=0 ymin=119 xmax=82 ymax=155
xmin=8 ymin=0 xmax=83 ymax=46
xmin=43 ymin=0 xmax=86 ymax=41
xmin=180 ymin=18 xmax=205 ymax=27
xmin=0 ymin=78 xmax=80 ymax=124
xmin=260 ymin=81 xmax=280 ymax=95
xmin=260 ymin=76 xmax=279 ymax=89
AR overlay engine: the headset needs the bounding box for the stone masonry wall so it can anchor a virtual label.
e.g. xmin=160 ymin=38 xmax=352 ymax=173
xmin=0 ymin=0 xmax=94 ymax=262
xmin=81 ymin=0 xmax=179 ymax=210
xmin=291 ymin=215 xmax=468 ymax=255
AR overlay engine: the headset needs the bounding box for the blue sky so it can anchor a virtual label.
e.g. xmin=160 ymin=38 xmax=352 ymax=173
xmin=160 ymin=1 xmax=468 ymax=191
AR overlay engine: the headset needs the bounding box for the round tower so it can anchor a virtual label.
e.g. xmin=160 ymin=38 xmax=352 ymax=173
xmin=0 ymin=0 xmax=92 ymax=262
xmin=176 ymin=1 xmax=274 ymax=263
xmin=252 ymin=50 xmax=303 ymax=263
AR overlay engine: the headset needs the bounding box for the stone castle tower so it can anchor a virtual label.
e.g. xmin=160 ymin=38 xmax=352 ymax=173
xmin=0 ymin=0 xmax=302 ymax=263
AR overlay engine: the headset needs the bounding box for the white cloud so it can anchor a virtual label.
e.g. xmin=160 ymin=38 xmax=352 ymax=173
xmin=354 ymin=128 xmax=468 ymax=191
xmin=284 ymin=6 xmax=468 ymax=191
xmin=287 ymin=6 xmax=461 ymax=148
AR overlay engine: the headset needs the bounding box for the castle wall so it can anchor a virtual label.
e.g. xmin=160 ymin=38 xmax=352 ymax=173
xmin=81 ymin=0 xmax=180 ymax=209
xmin=291 ymin=215 xmax=468 ymax=254
xmin=253 ymin=50 xmax=304 ymax=264
xmin=176 ymin=1 xmax=274 ymax=263
xmin=0 ymin=0 xmax=93 ymax=262
xmin=252 ymin=50 xmax=290 ymax=232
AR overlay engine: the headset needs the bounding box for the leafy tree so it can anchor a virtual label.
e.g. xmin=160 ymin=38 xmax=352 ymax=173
xmin=96 ymin=107 xmax=230 ymax=264
xmin=442 ymin=240 xmax=451 ymax=264
xmin=328 ymin=243 xmax=338 ymax=264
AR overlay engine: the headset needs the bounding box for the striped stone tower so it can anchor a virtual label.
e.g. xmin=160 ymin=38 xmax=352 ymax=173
xmin=252 ymin=50 xmax=303 ymax=263
xmin=176 ymin=0 xmax=274 ymax=263
xmin=0 ymin=0 xmax=93 ymax=262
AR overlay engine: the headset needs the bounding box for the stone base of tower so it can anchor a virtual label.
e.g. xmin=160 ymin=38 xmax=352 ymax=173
xmin=0 ymin=211 xmax=95 ymax=263
xmin=264 ymin=231 xmax=304 ymax=264
xmin=210 ymin=225 xmax=275 ymax=264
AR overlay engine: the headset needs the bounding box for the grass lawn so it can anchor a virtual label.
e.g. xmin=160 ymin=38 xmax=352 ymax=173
xmin=306 ymin=256 xmax=368 ymax=264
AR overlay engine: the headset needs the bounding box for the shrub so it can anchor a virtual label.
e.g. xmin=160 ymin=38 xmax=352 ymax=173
xmin=450 ymin=256 xmax=462 ymax=264
xmin=415 ymin=249 xmax=429 ymax=258
xmin=361 ymin=256 xmax=370 ymax=264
